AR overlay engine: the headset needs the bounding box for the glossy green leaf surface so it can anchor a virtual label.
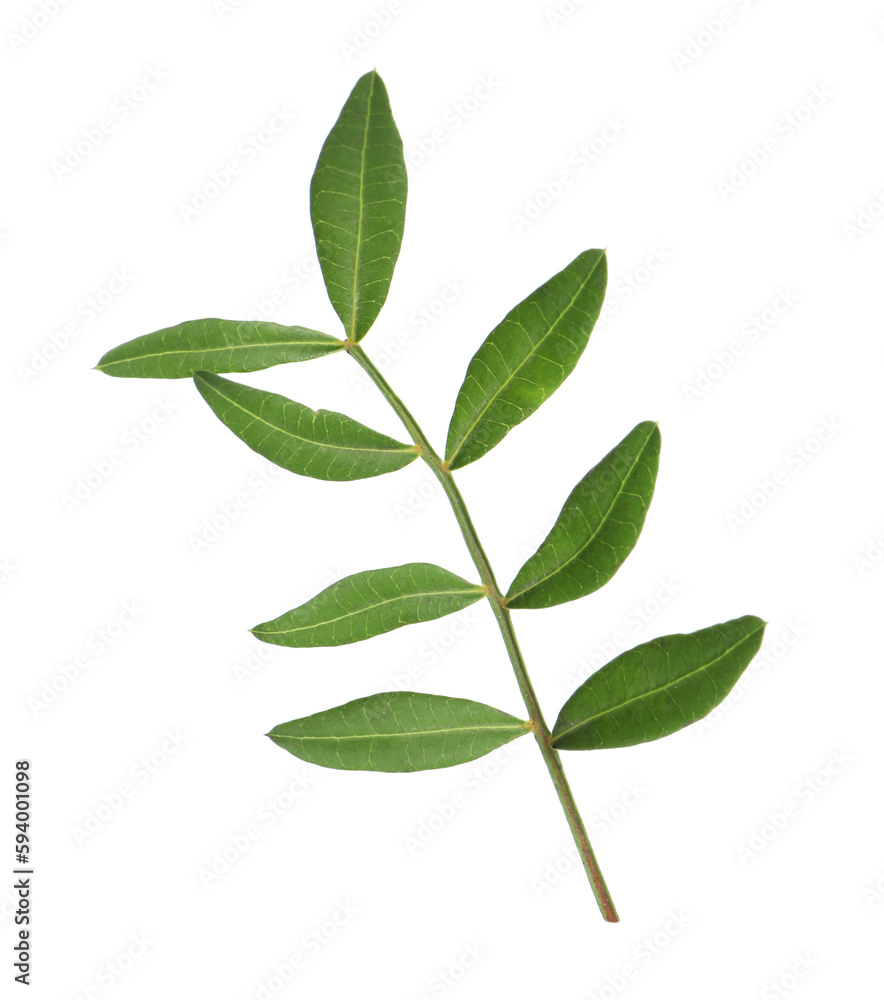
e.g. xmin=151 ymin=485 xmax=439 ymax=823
xmin=268 ymin=691 xmax=529 ymax=772
xmin=193 ymin=371 xmax=417 ymax=481
xmin=310 ymin=70 xmax=407 ymax=341
xmin=95 ymin=318 xmax=343 ymax=379
xmin=445 ymin=249 xmax=607 ymax=470
xmin=507 ymin=421 xmax=661 ymax=609
xmin=552 ymin=616 xmax=766 ymax=750
xmin=252 ymin=563 xmax=485 ymax=647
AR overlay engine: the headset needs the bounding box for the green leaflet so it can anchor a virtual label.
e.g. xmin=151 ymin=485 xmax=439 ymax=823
xmin=193 ymin=371 xmax=417 ymax=482
xmin=310 ymin=70 xmax=407 ymax=341
xmin=252 ymin=563 xmax=485 ymax=647
xmin=507 ymin=421 xmax=661 ymax=609
xmin=95 ymin=318 xmax=343 ymax=378
xmin=552 ymin=616 xmax=766 ymax=751
xmin=445 ymin=250 xmax=607 ymax=470
xmin=268 ymin=691 xmax=529 ymax=772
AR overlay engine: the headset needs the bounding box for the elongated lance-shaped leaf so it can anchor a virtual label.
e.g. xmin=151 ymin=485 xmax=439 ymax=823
xmin=252 ymin=563 xmax=485 ymax=647
xmin=95 ymin=319 xmax=344 ymax=379
xmin=310 ymin=70 xmax=407 ymax=341
xmin=552 ymin=616 xmax=766 ymax=750
xmin=268 ymin=692 xmax=529 ymax=772
xmin=445 ymin=249 xmax=607 ymax=470
xmin=507 ymin=421 xmax=661 ymax=609
xmin=193 ymin=371 xmax=417 ymax=481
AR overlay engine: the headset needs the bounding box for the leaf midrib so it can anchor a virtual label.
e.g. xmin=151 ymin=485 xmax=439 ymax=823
xmin=255 ymin=585 xmax=484 ymax=636
xmin=553 ymin=624 xmax=764 ymax=743
xmin=97 ymin=332 xmax=340 ymax=369
xmin=348 ymin=71 xmax=375 ymax=339
xmin=199 ymin=377 xmax=415 ymax=456
xmin=448 ymin=252 xmax=604 ymax=465
xmin=509 ymin=426 xmax=654 ymax=601
xmin=273 ymin=722 xmax=527 ymax=743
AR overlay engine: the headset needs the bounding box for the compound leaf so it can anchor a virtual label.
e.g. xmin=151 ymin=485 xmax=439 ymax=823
xmin=507 ymin=421 xmax=661 ymax=609
xmin=445 ymin=249 xmax=607 ymax=470
xmin=552 ymin=616 xmax=766 ymax=750
xmin=310 ymin=70 xmax=407 ymax=341
xmin=193 ymin=371 xmax=417 ymax=481
xmin=252 ymin=563 xmax=485 ymax=647
xmin=268 ymin=691 xmax=529 ymax=772
xmin=95 ymin=318 xmax=343 ymax=379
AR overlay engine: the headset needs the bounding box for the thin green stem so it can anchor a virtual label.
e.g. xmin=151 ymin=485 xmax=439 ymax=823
xmin=348 ymin=343 xmax=619 ymax=922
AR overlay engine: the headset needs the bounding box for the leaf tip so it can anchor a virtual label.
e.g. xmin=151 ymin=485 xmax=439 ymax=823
xmin=741 ymin=614 xmax=768 ymax=631
xmin=633 ymin=418 xmax=661 ymax=439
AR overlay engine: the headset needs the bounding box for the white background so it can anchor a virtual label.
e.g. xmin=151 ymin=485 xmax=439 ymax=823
xmin=3 ymin=1 xmax=883 ymax=997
